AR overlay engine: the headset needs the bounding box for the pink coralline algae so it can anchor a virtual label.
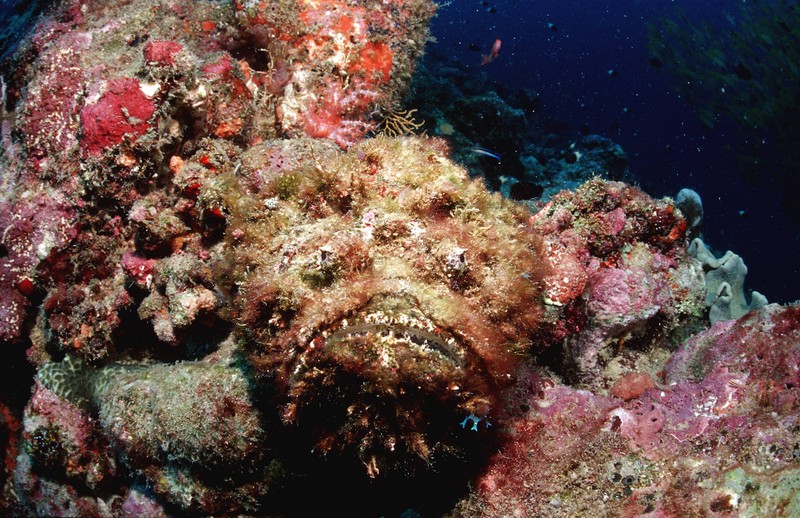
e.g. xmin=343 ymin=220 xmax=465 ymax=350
xmin=530 ymin=179 xmax=705 ymax=377
xmin=199 ymin=53 xmax=255 ymax=139
xmin=142 ymin=40 xmax=184 ymax=67
xmin=14 ymin=379 xmax=117 ymax=517
xmin=16 ymin=29 xmax=88 ymax=166
xmin=458 ymin=305 xmax=800 ymax=517
xmin=0 ymin=194 xmax=76 ymax=343
xmin=0 ymin=0 xmax=798 ymax=516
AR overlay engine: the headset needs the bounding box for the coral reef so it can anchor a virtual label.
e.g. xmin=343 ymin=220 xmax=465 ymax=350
xmin=530 ymin=178 xmax=704 ymax=381
xmin=455 ymin=304 xmax=800 ymax=516
xmin=33 ymin=354 xmax=272 ymax=513
xmin=14 ymin=379 xmax=117 ymax=516
xmin=0 ymin=0 xmax=797 ymax=516
xmin=0 ymin=193 xmax=76 ymax=343
xmin=407 ymin=57 xmax=633 ymax=205
xmin=235 ymin=0 xmax=436 ymax=148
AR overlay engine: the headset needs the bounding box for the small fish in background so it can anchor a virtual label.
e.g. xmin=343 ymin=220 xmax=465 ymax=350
xmin=471 ymin=146 xmax=502 ymax=162
xmin=480 ymin=38 xmax=502 ymax=66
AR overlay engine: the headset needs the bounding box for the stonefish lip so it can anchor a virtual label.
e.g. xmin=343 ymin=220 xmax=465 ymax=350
xmin=314 ymin=295 xmax=467 ymax=369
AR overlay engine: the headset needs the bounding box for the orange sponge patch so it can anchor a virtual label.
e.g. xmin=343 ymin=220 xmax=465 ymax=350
xmin=351 ymin=42 xmax=393 ymax=84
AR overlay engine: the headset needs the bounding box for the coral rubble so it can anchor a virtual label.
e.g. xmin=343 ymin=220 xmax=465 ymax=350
xmin=0 ymin=0 xmax=797 ymax=516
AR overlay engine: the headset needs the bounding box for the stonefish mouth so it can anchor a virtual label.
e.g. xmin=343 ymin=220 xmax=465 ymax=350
xmin=281 ymin=294 xmax=496 ymax=477
xmin=315 ymin=295 xmax=468 ymax=370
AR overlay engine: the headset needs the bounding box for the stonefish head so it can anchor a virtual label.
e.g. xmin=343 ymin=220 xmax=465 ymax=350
xmin=212 ymin=136 xmax=548 ymax=477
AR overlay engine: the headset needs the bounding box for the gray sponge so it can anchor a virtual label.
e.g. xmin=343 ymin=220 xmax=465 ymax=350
xmin=676 ymin=188 xmax=703 ymax=240
xmin=688 ymin=238 xmax=767 ymax=323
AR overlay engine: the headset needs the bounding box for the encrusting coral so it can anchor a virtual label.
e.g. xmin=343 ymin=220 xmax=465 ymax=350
xmin=456 ymin=304 xmax=800 ymax=517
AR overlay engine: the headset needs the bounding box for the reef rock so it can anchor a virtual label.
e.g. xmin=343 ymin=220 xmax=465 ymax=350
xmin=236 ymin=0 xmax=435 ymax=148
xmin=30 ymin=355 xmax=271 ymax=513
xmin=455 ymin=304 xmax=800 ymax=517
xmin=531 ymin=178 xmax=705 ymax=382
xmin=3 ymin=122 xmax=710 ymax=513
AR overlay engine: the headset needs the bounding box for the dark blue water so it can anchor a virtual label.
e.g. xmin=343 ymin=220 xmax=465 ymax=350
xmin=428 ymin=0 xmax=799 ymax=303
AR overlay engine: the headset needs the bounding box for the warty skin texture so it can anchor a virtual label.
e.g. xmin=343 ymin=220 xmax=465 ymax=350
xmin=218 ymin=136 xmax=549 ymax=477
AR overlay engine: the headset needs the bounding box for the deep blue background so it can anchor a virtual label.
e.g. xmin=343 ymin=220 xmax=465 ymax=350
xmin=428 ymin=0 xmax=799 ymax=303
